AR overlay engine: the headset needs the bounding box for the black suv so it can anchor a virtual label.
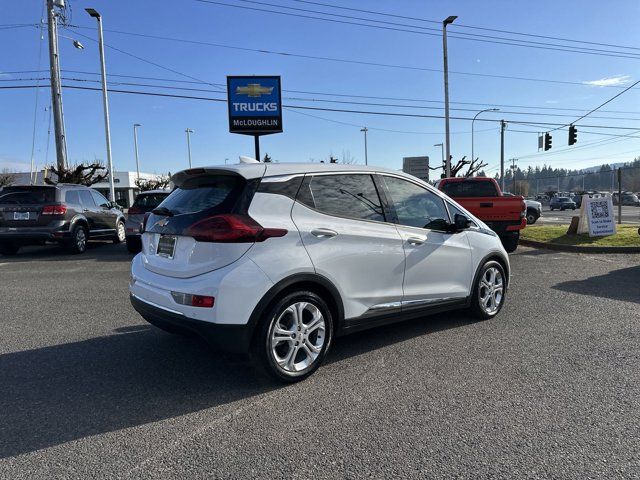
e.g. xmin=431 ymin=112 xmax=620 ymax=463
xmin=0 ymin=184 xmax=126 ymax=255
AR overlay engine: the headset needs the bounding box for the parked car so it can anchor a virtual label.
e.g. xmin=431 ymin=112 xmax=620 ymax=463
xmin=0 ymin=184 xmax=125 ymax=255
xmin=129 ymin=163 xmax=510 ymax=382
xmin=125 ymin=190 xmax=170 ymax=253
xmin=503 ymin=193 xmax=542 ymax=225
xmin=613 ymin=192 xmax=640 ymax=206
xmin=435 ymin=177 xmax=526 ymax=253
xmin=549 ymin=197 xmax=577 ymax=211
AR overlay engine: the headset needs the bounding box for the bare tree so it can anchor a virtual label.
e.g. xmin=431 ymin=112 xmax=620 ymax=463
xmin=263 ymin=153 xmax=273 ymax=163
xmin=429 ymin=155 xmax=488 ymax=178
xmin=44 ymin=162 xmax=109 ymax=186
xmin=0 ymin=169 xmax=15 ymax=188
xmin=340 ymin=150 xmax=357 ymax=164
xmin=135 ymin=173 xmax=171 ymax=191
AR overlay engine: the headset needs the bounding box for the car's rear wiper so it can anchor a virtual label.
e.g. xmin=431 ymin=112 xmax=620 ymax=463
xmin=151 ymin=206 xmax=174 ymax=217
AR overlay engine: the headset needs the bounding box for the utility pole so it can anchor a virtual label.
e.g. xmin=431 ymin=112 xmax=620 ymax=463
xmin=47 ymin=0 xmax=68 ymax=171
xmin=86 ymin=8 xmax=115 ymax=202
xmin=133 ymin=124 xmax=142 ymax=181
xmin=500 ymin=120 xmax=506 ymax=192
xmin=442 ymin=15 xmax=457 ymax=178
xmin=185 ymin=128 xmax=194 ymax=167
xmin=617 ymin=168 xmax=622 ymax=225
xmin=360 ymin=127 xmax=369 ymax=165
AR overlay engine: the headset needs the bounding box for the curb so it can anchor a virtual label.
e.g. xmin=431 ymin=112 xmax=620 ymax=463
xmin=519 ymin=238 xmax=640 ymax=254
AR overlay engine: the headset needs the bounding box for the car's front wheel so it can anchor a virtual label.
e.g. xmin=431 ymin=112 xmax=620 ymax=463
xmin=469 ymin=260 xmax=507 ymax=320
xmin=526 ymin=210 xmax=539 ymax=225
xmin=252 ymin=291 xmax=333 ymax=383
xmin=113 ymin=221 xmax=126 ymax=244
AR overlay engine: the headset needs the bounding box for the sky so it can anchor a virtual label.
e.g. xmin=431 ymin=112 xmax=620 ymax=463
xmin=1 ymin=0 xmax=640 ymax=177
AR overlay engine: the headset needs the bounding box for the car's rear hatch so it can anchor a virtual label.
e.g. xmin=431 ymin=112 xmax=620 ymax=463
xmin=0 ymin=186 xmax=58 ymax=228
xmin=142 ymin=167 xmax=266 ymax=278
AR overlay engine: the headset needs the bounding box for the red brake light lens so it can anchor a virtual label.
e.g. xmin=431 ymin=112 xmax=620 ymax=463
xmin=191 ymin=295 xmax=215 ymax=308
xmin=128 ymin=206 xmax=143 ymax=215
xmin=184 ymin=214 xmax=287 ymax=243
xmin=42 ymin=204 xmax=67 ymax=215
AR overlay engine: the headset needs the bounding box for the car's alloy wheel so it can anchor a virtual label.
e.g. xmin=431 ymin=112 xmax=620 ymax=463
xmin=526 ymin=212 xmax=537 ymax=224
xmin=478 ymin=266 xmax=504 ymax=315
xmin=114 ymin=221 xmax=126 ymax=244
xmin=269 ymin=301 xmax=326 ymax=374
xmin=70 ymin=226 xmax=87 ymax=254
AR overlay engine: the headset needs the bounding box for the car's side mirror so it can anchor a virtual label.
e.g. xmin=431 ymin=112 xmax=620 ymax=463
xmin=453 ymin=213 xmax=472 ymax=232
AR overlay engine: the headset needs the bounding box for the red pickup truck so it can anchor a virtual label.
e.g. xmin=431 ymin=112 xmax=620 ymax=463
xmin=436 ymin=177 xmax=526 ymax=252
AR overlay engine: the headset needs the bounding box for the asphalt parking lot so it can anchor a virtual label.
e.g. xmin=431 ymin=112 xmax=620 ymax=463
xmin=537 ymin=205 xmax=639 ymax=225
xmin=0 ymin=243 xmax=639 ymax=479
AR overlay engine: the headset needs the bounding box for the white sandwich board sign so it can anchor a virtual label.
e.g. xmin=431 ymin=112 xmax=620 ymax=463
xmin=577 ymin=194 xmax=616 ymax=237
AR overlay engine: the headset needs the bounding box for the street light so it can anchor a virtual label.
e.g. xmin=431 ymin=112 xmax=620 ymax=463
xmin=185 ymin=128 xmax=194 ymax=168
xmin=85 ymin=8 xmax=115 ymax=202
xmin=434 ymin=143 xmax=444 ymax=171
xmin=442 ymin=15 xmax=457 ymax=178
xmin=471 ymin=108 xmax=499 ymax=163
xmin=360 ymin=127 xmax=369 ymax=165
xmin=133 ymin=124 xmax=142 ymax=181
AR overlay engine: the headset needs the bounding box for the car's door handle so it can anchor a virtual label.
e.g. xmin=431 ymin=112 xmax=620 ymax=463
xmin=311 ymin=228 xmax=338 ymax=238
xmin=480 ymin=202 xmax=493 ymax=208
xmin=407 ymin=236 xmax=426 ymax=246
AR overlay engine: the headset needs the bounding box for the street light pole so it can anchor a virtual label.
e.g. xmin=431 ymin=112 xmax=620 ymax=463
xmin=133 ymin=123 xmax=141 ymax=182
xmin=472 ymin=108 xmax=499 ymax=162
xmin=442 ymin=15 xmax=457 ymax=178
xmin=86 ymin=8 xmax=115 ymax=202
xmin=360 ymin=127 xmax=369 ymax=165
xmin=185 ymin=128 xmax=194 ymax=168
xmin=434 ymin=143 xmax=444 ymax=175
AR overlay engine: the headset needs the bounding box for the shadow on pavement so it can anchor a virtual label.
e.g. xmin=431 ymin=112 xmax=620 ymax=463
xmin=0 ymin=311 xmax=474 ymax=459
xmin=553 ymin=265 xmax=640 ymax=304
xmin=0 ymin=242 xmax=133 ymax=263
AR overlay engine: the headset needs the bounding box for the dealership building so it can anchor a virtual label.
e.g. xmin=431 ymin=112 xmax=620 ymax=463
xmin=12 ymin=170 xmax=163 ymax=208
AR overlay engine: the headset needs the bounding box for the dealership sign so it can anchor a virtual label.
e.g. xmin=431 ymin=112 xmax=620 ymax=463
xmin=227 ymin=76 xmax=282 ymax=135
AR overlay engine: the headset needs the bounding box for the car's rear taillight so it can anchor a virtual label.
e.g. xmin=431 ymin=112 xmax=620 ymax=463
xmin=140 ymin=212 xmax=151 ymax=233
xmin=184 ymin=214 xmax=287 ymax=243
xmin=128 ymin=206 xmax=143 ymax=215
xmin=42 ymin=204 xmax=67 ymax=215
xmin=171 ymin=291 xmax=215 ymax=308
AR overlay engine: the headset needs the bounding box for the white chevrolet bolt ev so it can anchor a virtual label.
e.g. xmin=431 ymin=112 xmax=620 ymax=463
xmin=129 ymin=162 xmax=509 ymax=382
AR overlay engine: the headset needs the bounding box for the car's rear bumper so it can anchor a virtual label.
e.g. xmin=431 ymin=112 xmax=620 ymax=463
xmin=130 ymin=293 xmax=253 ymax=353
xmin=0 ymin=228 xmax=70 ymax=242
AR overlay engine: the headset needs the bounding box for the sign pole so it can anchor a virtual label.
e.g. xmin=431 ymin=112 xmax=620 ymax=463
xmin=254 ymin=135 xmax=261 ymax=162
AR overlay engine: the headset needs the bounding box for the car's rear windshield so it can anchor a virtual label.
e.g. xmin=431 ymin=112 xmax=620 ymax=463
xmin=157 ymin=175 xmax=244 ymax=215
xmin=558 ymin=197 xmax=570 ymax=202
xmin=0 ymin=187 xmax=56 ymax=205
xmin=441 ymin=181 xmax=498 ymax=198
xmin=132 ymin=193 xmax=169 ymax=210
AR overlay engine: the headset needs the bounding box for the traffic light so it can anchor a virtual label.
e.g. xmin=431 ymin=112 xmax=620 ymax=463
xmin=544 ymin=132 xmax=552 ymax=151
xmin=568 ymin=125 xmax=578 ymax=145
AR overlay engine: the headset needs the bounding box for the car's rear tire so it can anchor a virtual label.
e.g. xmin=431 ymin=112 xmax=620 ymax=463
xmin=469 ymin=260 xmax=507 ymax=320
xmin=126 ymin=236 xmax=142 ymax=254
xmin=0 ymin=242 xmax=20 ymax=256
xmin=500 ymin=232 xmax=519 ymax=253
xmin=251 ymin=290 xmax=333 ymax=383
xmin=526 ymin=210 xmax=538 ymax=225
xmin=67 ymin=225 xmax=88 ymax=254
xmin=113 ymin=221 xmax=126 ymax=244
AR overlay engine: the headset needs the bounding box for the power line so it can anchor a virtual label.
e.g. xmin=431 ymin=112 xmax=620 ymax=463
xmin=3 ymin=83 xmax=639 ymax=131
xmin=290 ymin=0 xmax=640 ymax=52
xmin=193 ymin=0 xmax=640 ymax=60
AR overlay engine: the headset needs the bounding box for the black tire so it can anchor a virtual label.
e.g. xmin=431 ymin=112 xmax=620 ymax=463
xmin=0 ymin=242 xmax=19 ymax=256
xmin=500 ymin=232 xmax=519 ymax=253
xmin=526 ymin=210 xmax=538 ymax=225
xmin=251 ymin=290 xmax=334 ymax=383
xmin=126 ymin=236 xmax=142 ymax=254
xmin=67 ymin=225 xmax=88 ymax=254
xmin=113 ymin=221 xmax=126 ymax=244
xmin=468 ymin=260 xmax=507 ymax=320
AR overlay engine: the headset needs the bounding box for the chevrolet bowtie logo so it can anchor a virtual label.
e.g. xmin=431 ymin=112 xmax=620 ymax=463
xmin=236 ymin=84 xmax=274 ymax=97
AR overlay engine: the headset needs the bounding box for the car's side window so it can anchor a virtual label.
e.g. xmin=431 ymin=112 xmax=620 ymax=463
xmin=297 ymin=174 xmax=385 ymax=222
xmin=91 ymin=191 xmax=110 ymax=208
xmin=383 ymin=176 xmax=450 ymax=230
xmin=79 ymin=190 xmax=95 ymax=208
xmin=65 ymin=190 xmax=81 ymax=205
